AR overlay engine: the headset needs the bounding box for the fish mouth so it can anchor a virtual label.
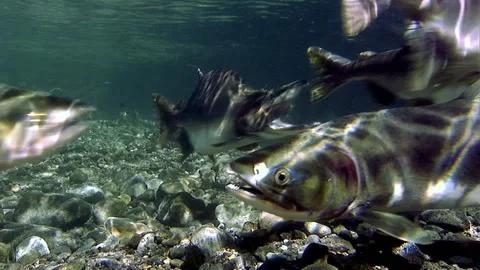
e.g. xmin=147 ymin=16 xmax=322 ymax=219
xmin=226 ymin=160 xmax=318 ymax=221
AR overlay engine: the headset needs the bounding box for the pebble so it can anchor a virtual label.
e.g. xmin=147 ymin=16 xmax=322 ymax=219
xmin=15 ymin=236 xmax=50 ymax=264
xmin=191 ymin=225 xmax=232 ymax=258
xmin=68 ymin=185 xmax=105 ymax=204
xmin=14 ymin=193 xmax=92 ymax=230
xmin=421 ymin=209 xmax=470 ymax=231
xmin=305 ymin=222 xmax=332 ymax=237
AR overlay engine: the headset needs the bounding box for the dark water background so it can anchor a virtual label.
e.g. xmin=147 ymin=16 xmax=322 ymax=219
xmin=0 ymin=0 xmax=404 ymax=123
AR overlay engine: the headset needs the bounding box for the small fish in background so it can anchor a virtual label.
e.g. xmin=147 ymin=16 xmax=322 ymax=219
xmin=227 ymin=84 xmax=480 ymax=245
xmin=152 ymin=68 xmax=313 ymax=161
xmin=0 ymin=84 xmax=95 ymax=170
xmin=307 ymin=0 xmax=480 ymax=106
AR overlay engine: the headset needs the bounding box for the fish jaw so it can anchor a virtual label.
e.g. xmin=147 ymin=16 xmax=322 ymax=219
xmin=0 ymin=93 xmax=95 ymax=169
xmin=226 ymin=159 xmax=322 ymax=222
xmin=227 ymin=138 xmax=359 ymax=222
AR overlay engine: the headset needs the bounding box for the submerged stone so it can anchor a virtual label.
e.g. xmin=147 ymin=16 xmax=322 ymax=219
xmin=15 ymin=236 xmax=50 ymax=264
xmin=13 ymin=192 xmax=93 ymax=230
xmin=191 ymin=225 xmax=232 ymax=258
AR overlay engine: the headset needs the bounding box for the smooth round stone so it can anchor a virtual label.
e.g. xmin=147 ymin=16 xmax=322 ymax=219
xmin=14 ymin=193 xmax=92 ymax=230
xmin=104 ymin=217 xmax=147 ymax=244
xmin=305 ymin=222 xmax=332 ymax=237
xmin=156 ymin=192 xmax=208 ymax=227
xmin=15 ymin=236 xmax=50 ymax=264
xmin=125 ymin=182 xmax=147 ymax=198
xmin=145 ymin=179 xmax=163 ymax=191
xmin=136 ymin=233 xmax=155 ymax=255
xmin=93 ymin=197 xmax=128 ymax=224
xmin=68 ymin=185 xmax=105 ymax=204
xmin=190 ymin=225 xmax=232 ymax=258
xmin=258 ymin=212 xmax=286 ymax=232
xmin=215 ymin=202 xmax=259 ymax=231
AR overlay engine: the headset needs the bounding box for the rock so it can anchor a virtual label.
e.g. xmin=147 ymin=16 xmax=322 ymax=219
xmin=104 ymin=217 xmax=148 ymax=245
xmin=300 ymin=242 xmax=329 ymax=266
xmin=68 ymin=168 xmax=91 ymax=184
xmin=13 ymin=192 xmax=92 ymax=230
xmin=421 ymin=209 xmax=470 ymax=231
xmin=191 ymin=225 xmax=232 ymax=258
xmin=156 ymin=192 xmax=213 ymax=227
xmin=467 ymin=209 xmax=480 ymax=226
xmin=0 ymin=223 xmax=78 ymax=255
xmin=319 ymin=235 xmax=356 ymax=256
xmin=169 ymin=245 xmax=186 ymax=259
xmin=215 ymin=202 xmax=260 ymax=232
xmin=93 ymin=197 xmax=128 ymax=224
xmin=0 ymin=195 xmax=18 ymax=210
xmin=305 ymin=222 xmax=331 ymax=237
xmin=0 ymin=243 xmax=11 ymax=263
xmin=125 ymin=182 xmax=147 ymax=198
xmin=68 ymin=185 xmax=105 ymax=204
xmin=170 ymin=258 xmax=183 ymax=268
xmin=145 ymin=178 xmax=163 ymax=191
xmin=258 ymin=212 xmax=299 ymax=233
xmin=393 ymin=242 xmax=430 ymax=265
xmin=136 ymin=233 xmax=155 ymax=255
xmin=15 ymin=236 xmax=50 ymax=264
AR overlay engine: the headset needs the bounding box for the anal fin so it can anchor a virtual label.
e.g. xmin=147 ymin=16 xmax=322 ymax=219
xmin=353 ymin=208 xmax=434 ymax=245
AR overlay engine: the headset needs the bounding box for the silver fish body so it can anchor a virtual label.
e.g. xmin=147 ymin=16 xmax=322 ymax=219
xmin=227 ymin=85 xmax=480 ymax=244
xmin=308 ymin=0 xmax=480 ymax=105
xmin=0 ymin=84 xmax=94 ymax=170
xmin=153 ymin=69 xmax=311 ymax=160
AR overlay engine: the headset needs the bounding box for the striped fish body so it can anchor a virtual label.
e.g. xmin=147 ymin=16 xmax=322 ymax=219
xmin=227 ymin=86 xmax=480 ymax=244
xmin=0 ymin=84 xmax=94 ymax=169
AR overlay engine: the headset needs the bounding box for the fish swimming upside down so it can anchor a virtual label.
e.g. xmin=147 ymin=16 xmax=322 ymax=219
xmin=308 ymin=0 xmax=480 ymax=105
xmin=153 ymin=68 xmax=312 ymax=161
xmin=227 ymin=84 xmax=480 ymax=244
xmin=0 ymin=84 xmax=94 ymax=170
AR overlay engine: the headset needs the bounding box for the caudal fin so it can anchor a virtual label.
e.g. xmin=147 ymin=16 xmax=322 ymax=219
xmin=341 ymin=0 xmax=391 ymax=36
xmin=307 ymin=47 xmax=352 ymax=103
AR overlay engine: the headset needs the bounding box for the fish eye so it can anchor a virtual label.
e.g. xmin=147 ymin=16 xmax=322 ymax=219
xmin=274 ymin=168 xmax=290 ymax=186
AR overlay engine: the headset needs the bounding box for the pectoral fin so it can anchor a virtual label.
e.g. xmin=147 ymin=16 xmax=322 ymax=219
xmin=353 ymin=208 xmax=434 ymax=245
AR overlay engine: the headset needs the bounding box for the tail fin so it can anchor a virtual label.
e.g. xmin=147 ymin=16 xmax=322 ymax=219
xmin=341 ymin=0 xmax=391 ymax=36
xmin=152 ymin=94 xmax=195 ymax=160
xmin=307 ymin=47 xmax=352 ymax=103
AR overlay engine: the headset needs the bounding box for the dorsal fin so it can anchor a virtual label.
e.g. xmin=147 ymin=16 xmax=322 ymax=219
xmin=187 ymin=64 xmax=204 ymax=78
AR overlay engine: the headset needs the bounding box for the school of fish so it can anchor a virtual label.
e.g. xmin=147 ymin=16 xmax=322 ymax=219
xmin=1 ymin=0 xmax=479 ymax=248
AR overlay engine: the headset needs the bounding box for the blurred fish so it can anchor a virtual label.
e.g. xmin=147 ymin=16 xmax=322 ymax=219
xmin=152 ymin=68 xmax=311 ymax=161
xmin=227 ymin=85 xmax=480 ymax=245
xmin=0 ymin=84 xmax=94 ymax=170
xmin=308 ymin=0 xmax=479 ymax=105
